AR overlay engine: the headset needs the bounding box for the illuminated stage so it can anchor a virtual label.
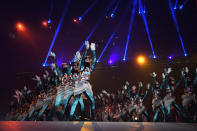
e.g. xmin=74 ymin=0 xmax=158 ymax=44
xmin=0 ymin=122 xmax=197 ymax=131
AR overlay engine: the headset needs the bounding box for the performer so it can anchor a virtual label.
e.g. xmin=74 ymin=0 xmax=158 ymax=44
xmin=181 ymin=67 xmax=197 ymax=122
xmin=136 ymin=83 xmax=150 ymax=122
xmin=151 ymin=71 xmax=167 ymax=122
xmin=69 ymin=41 xmax=96 ymax=120
xmin=49 ymin=52 xmax=85 ymax=120
xmin=163 ymin=68 xmax=186 ymax=121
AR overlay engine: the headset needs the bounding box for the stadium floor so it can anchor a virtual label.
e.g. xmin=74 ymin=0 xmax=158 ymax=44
xmin=0 ymin=121 xmax=197 ymax=131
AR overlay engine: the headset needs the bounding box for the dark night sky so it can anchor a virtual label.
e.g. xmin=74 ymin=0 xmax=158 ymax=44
xmin=0 ymin=0 xmax=197 ymax=117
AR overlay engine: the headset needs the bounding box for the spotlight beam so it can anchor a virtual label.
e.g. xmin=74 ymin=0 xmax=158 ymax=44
xmin=110 ymin=0 xmax=121 ymax=17
xmin=182 ymin=0 xmax=189 ymax=7
xmin=43 ymin=0 xmax=71 ymax=66
xmin=143 ymin=0 xmax=146 ymax=12
xmin=169 ymin=0 xmax=187 ymax=56
xmin=123 ymin=0 xmax=137 ymax=61
xmin=174 ymin=0 xmax=178 ymax=8
xmin=79 ymin=0 xmax=97 ymax=20
xmin=139 ymin=0 xmax=156 ymax=58
xmin=97 ymin=0 xmax=133 ymax=62
xmin=97 ymin=33 xmax=115 ymax=62
xmin=48 ymin=0 xmax=54 ymax=21
xmin=71 ymin=0 xmax=116 ymax=62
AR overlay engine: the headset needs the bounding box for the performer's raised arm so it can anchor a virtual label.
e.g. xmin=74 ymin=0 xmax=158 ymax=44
xmin=90 ymin=42 xmax=96 ymax=71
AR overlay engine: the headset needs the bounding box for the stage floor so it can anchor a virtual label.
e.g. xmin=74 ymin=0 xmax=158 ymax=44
xmin=0 ymin=121 xmax=196 ymax=131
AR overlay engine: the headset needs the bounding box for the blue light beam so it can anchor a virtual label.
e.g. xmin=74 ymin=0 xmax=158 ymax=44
xmin=71 ymin=0 xmax=117 ymax=62
xmin=123 ymin=0 xmax=137 ymax=61
xmin=78 ymin=0 xmax=97 ymax=21
xmin=139 ymin=0 xmax=156 ymax=58
xmin=179 ymin=0 xmax=189 ymax=10
xmin=169 ymin=0 xmax=187 ymax=56
xmin=43 ymin=0 xmax=71 ymax=66
xmin=97 ymin=0 xmax=133 ymax=62
xmin=143 ymin=0 xmax=146 ymax=13
xmin=174 ymin=0 xmax=178 ymax=9
xmin=48 ymin=0 xmax=54 ymax=22
xmin=97 ymin=33 xmax=115 ymax=62
xmin=110 ymin=0 xmax=121 ymax=18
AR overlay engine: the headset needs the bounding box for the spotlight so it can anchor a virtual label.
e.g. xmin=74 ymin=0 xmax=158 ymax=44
xmin=16 ymin=22 xmax=25 ymax=32
xmin=174 ymin=6 xmax=177 ymax=10
xmin=179 ymin=5 xmax=183 ymax=10
xmin=73 ymin=18 xmax=79 ymax=23
xmin=42 ymin=63 xmax=46 ymax=67
xmin=109 ymin=60 xmax=112 ymax=64
xmin=78 ymin=17 xmax=82 ymax=21
xmin=137 ymin=55 xmax=146 ymax=65
xmin=184 ymin=53 xmax=187 ymax=56
xmin=42 ymin=21 xmax=48 ymax=27
xmin=123 ymin=58 xmax=126 ymax=61
xmin=97 ymin=60 xmax=99 ymax=63
xmin=153 ymin=55 xmax=157 ymax=59
xmin=47 ymin=19 xmax=52 ymax=24
xmin=110 ymin=13 xmax=114 ymax=18
xmin=168 ymin=56 xmax=172 ymax=60
xmin=135 ymin=117 xmax=138 ymax=121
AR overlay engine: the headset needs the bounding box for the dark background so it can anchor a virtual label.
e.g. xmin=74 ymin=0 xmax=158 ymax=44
xmin=0 ymin=0 xmax=197 ymax=120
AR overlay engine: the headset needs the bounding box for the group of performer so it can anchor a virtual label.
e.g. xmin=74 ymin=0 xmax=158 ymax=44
xmin=6 ymin=41 xmax=96 ymax=121
xmin=94 ymin=67 xmax=197 ymax=122
xmin=5 ymin=41 xmax=197 ymax=122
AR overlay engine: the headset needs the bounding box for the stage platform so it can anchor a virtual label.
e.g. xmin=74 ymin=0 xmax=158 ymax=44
xmin=0 ymin=121 xmax=196 ymax=131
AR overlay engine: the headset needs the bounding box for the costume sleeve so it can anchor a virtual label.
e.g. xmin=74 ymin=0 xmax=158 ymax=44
xmin=144 ymin=89 xmax=149 ymax=99
xmin=175 ymin=76 xmax=183 ymax=89
xmin=152 ymin=77 xmax=156 ymax=92
xmin=183 ymin=75 xmax=188 ymax=89
xmin=80 ymin=48 xmax=88 ymax=70
xmin=160 ymin=77 xmax=165 ymax=90
xmin=193 ymin=72 xmax=197 ymax=85
xmin=91 ymin=50 xmax=97 ymax=71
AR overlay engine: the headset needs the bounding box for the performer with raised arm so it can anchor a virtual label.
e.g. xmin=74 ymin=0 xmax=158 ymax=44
xmin=136 ymin=83 xmax=150 ymax=122
xmin=151 ymin=71 xmax=167 ymax=122
xmin=127 ymin=82 xmax=142 ymax=122
xmin=163 ymin=68 xmax=187 ymax=121
xmin=69 ymin=41 xmax=96 ymax=120
xmin=181 ymin=67 xmax=197 ymax=122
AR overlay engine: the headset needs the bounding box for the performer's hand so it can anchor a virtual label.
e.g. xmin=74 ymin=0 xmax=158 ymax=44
xmin=185 ymin=67 xmax=189 ymax=73
xmin=102 ymin=90 xmax=107 ymax=94
xmin=138 ymin=82 xmax=143 ymax=87
xmin=146 ymin=83 xmax=150 ymax=90
xmin=49 ymin=52 xmax=56 ymax=57
xmin=162 ymin=73 xmax=165 ymax=79
xmin=167 ymin=67 xmax=172 ymax=74
xmin=85 ymin=41 xmax=89 ymax=49
xmin=90 ymin=43 xmax=96 ymax=51
xmin=181 ymin=69 xmax=184 ymax=76
xmin=123 ymin=85 xmax=127 ymax=90
xmin=132 ymin=86 xmax=136 ymax=90
xmin=33 ymin=75 xmax=41 ymax=81
xmin=125 ymin=81 xmax=129 ymax=86
xmin=150 ymin=72 xmax=157 ymax=77
xmin=76 ymin=51 xmax=81 ymax=60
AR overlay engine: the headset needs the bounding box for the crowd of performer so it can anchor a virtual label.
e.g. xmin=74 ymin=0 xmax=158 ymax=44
xmin=5 ymin=41 xmax=197 ymax=122
xmin=94 ymin=67 xmax=197 ymax=122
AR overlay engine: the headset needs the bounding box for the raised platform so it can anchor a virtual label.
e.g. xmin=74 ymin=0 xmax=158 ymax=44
xmin=0 ymin=122 xmax=196 ymax=131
